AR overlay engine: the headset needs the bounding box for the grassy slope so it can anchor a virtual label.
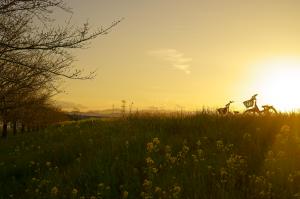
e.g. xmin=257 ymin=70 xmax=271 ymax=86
xmin=1 ymin=113 xmax=300 ymax=199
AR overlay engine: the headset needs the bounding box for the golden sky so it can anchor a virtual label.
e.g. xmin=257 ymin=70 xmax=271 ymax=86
xmin=55 ymin=0 xmax=300 ymax=112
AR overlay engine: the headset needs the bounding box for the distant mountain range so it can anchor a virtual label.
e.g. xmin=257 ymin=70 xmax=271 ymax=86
xmin=55 ymin=100 xmax=197 ymax=120
xmin=67 ymin=109 xmax=123 ymax=118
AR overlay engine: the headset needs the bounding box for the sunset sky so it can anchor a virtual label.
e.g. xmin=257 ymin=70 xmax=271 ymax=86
xmin=55 ymin=0 xmax=300 ymax=112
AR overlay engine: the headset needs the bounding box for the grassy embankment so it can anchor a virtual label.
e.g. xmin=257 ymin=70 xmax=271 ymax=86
xmin=1 ymin=112 xmax=300 ymax=199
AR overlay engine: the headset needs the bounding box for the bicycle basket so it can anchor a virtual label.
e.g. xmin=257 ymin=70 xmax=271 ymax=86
xmin=243 ymin=99 xmax=254 ymax=108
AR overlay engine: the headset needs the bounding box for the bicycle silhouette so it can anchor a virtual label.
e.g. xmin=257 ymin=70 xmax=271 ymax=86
xmin=217 ymin=101 xmax=234 ymax=114
xmin=243 ymin=94 xmax=277 ymax=114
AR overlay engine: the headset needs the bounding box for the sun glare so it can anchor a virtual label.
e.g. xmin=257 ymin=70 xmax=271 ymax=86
xmin=254 ymin=58 xmax=300 ymax=112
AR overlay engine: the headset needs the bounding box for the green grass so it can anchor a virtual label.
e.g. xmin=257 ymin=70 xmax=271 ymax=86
xmin=1 ymin=113 xmax=300 ymax=199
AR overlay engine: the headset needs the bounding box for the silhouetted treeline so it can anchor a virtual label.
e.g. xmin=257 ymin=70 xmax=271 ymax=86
xmin=1 ymin=96 xmax=68 ymax=138
xmin=0 ymin=0 xmax=121 ymax=138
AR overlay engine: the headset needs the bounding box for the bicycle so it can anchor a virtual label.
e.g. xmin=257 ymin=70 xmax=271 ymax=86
xmin=217 ymin=101 xmax=234 ymax=115
xmin=243 ymin=94 xmax=277 ymax=114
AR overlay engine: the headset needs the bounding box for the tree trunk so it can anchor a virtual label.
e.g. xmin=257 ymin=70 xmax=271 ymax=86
xmin=2 ymin=122 xmax=8 ymax=138
xmin=13 ymin=121 xmax=17 ymax=136
xmin=21 ymin=123 xmax=25 ymax=134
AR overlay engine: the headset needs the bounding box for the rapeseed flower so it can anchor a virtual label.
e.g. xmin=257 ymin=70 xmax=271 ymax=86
xmin=145 ymin=157 xmax=154 ymax=165
xmin=143 ymin=179 xmax=152 ymax=188
xmin=146 ymin=142 xmax=154 ymax=152
xmin=51 ymin=186 xmax=58 ymax=196
xmin=72 ymin=188 xmax=78 ymax=195
xmin=154 ymin=186 xmax=162 ymax=193
xmin=122 ymin=190 xmax=129 ymax=199
xmin=153 ymin=137 xmax=160 ymax=145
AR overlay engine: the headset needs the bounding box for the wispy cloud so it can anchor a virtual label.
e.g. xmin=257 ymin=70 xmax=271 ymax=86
xmin=148 ymin=49 xmax=192 ymax=74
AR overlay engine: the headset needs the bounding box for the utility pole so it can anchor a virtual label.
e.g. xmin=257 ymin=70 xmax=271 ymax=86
xmin=129 ymin=102 xmax=134 ymax=114
xmin=121 ymin=100 xmax=126 ymax=116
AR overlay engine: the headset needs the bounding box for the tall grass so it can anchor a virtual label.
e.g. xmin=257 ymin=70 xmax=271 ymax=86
xmin=1 ymin=112 xmax=300 ymax=198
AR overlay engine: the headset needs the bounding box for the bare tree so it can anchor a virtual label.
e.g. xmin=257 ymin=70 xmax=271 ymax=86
xmin=0 ymin=0 xmax=122 ymax=138
xmin=0 ymin=0 xmax=122 ymax=82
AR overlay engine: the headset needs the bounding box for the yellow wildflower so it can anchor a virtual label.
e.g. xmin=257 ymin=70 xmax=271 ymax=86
xmin=146 ymin=142 xmax=154 ymax=152
xmin=51 ymin=186 xmax=58 ymax=196
xmin=216 ymin=140 xmax=224 ymax=151
xmin=155 ymin=186 xmax=162 ymax=193
xmin=153 ymin=137 xmax=160 ymax=145
xmin=72 ymin=188 xmax=78 ymax=195
xmin=172 ymin=185 xmax=181 ymax=198
xmin=143 ymin=179 xmax=152 ymax=188
xmin=197 ymin=149 xmax=205 ymax=160
xmin=173 ymin=185 xmax=181 ymax=193
xmin=182 ymin=145 xmax=189 ymax=153
xmin=170 ymin=157 xmax=176 ymax=164
xmin=122 ymin=190 xmax=129 ymax=199
xmin=220 ymin=167 xmax=228 ymax=176
xmin=145 ymin=157 xmax=154 ymax=165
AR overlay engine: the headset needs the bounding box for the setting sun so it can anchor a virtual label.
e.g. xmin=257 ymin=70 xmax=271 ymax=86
xmin=254 ymin=58 xmax=300 ymax=112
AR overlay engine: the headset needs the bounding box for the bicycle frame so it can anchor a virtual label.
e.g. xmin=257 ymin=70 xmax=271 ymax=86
xmin=217 ymin=101 xmax=234 ymax=114
xmin=243 ymin=94 xmax=277 ymax=114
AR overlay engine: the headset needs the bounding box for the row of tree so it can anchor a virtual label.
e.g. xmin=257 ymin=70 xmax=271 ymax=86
xmin=0 ymin=0 xmax=120 ymax=138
